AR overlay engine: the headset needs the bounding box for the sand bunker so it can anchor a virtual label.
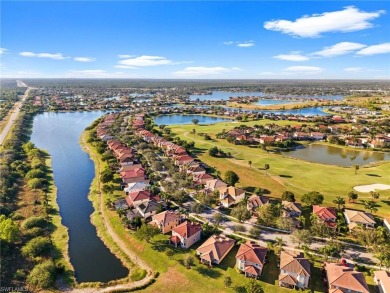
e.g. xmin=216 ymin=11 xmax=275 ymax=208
xmin=353 ymin=184 xmax=390 ymax=193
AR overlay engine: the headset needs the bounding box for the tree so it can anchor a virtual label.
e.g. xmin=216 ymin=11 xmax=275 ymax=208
xmin=101 ymin=169 xmax=113 ymax=183
xmin=213 ymin=213 xmax=225 ymax=227
xmin=250 ymin=226 xmax=262 ymax=238
xmin=264 ymin=164 xmax=270 ymax=176
xmin=333 ymin=196 xmax=346 ymax=211
xmin=362 ymin=200 xmax=378 ymax=214
xmin=224 ymin=276 xmax=232 ymax=288
xmin=27 ymin=260 xmax=56 ymax=289
xmin=257 ymin=203 xmax=277 ymax=226
xmin=276 ymin=217 xmax=294 ymax=231
xmin=354 ymin=164 xmax=359 ymax=175
xmin=0 ymin=215 xmax=20 ymax=243
xmin=370 ymin=191 xmax=380 ymax=201
xmin=185 ymin=255 xmax=194 ymax=268
xmin=231 ymin=205 xmax=251 ymax=222
xmin=281 ymin=191 xmax=295 ymax=202
xmin=248 ymin=161 xmax=252 ymax=168
xmin=208 ymin=146 xmax=219 ymax=157
xmin=347 ymin=191 xmax=358 ymax=203
xmin=134 ymin=224 xmax=160 ymax=243
xmin=301 ymin=191 xmax=324 ymax=206
xmin=224 ymin=170 xmax=239 ymax=186
xmin=291 ymin=229 xmax=312 ymax=248
xmin=27 ymin=178 xmax=44 ymax=190
xmin=319 ymin=240 xmax=344 ymax=261
xmin=245 ymin=279 xmax=264 ymax=293
xmin=190 ymin=202 xmax=205 ymax=213
xmin=191 ymin=118 xmax=199 ymax=125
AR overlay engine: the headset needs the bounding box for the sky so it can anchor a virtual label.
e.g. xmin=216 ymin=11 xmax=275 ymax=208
xmin=1 ymin=1 xmax=390 ymax=79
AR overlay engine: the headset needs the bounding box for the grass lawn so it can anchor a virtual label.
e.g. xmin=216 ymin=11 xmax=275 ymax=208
xmin=168 ymin=120 xmax=390 ymax=217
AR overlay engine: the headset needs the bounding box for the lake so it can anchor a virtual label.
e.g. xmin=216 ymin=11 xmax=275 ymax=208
xmin=281 ymin=144 xmax=390 ymax=166
xmin=189 ymin=91 xmax=343 ymax=101
xmin=31 ymin=111 xmax=128 ymax=282
xmin=154 ymin=114 xmax=232 ymax=125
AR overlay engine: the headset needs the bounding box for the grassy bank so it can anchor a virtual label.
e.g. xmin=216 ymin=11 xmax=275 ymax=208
xmin=169 ymin=120 xmax=390 ymax=217
xmin=46 ymin=157 xmax=76 ymax=286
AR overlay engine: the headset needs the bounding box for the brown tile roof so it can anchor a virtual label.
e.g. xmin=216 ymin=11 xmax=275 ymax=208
xmin=280 ymin=250 xmax=310 ymax=277
xmin=247 ymin=195 xmax=269 ymax=209
xmin=313 ymin=205 xmax=337 ymax=221
xmin=196 ymin=234 xmax=235 ymax=263
xmin=236 ymin=241 xmax=267 ymax=266
xmin=344 ymin=209 xmax=375 ymax=225
xmin=152 ymin=210 xmax=181 ymax=226
xmin=279 ymin=274 xmax=297 ymax=286
xmin=172 ymin=221 xmax=202 ymax=238
xmin=126 ymin=190 xmax=151 ymax=206
xmin=219 ymin=186 xmax=245 ymax=199
xmin=325 ymin=263 xmax=369 ymax=293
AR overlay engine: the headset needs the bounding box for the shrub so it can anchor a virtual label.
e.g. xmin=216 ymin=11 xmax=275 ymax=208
xmin=21 ymin=236 xmax=52 ymax=258
xmin=21 ymin=216 xmax=48 ymax=230
xmin=23 ymin=227 xmax=45 ymax=238
xmin=27 ymin=260 xmax=57 ymax=289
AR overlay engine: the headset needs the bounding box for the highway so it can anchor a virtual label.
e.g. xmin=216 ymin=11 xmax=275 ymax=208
xmin=0 ymin=81 xmax=34 ymax=146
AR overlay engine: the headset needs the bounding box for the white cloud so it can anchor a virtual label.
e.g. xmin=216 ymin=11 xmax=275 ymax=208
xmin=344 ymin=67 xmax=363 ymax=72
xmin=118 ymin=54 xmax=135 ymax=59
xmin=312 ymin=42 xmax=367 ymax=57
xmin=283 ymin=66 xmax=323 ymax=74
xmin=264 ymin=6 xmax=385 ymax=38
xmin=274 ymin=52 xmax=309 ymax=61
xmin=19 ymin=51 xmax=66 ymax=60
xmin=224 ymin=40 xmax=255 ymax=47
xmin=74 ymin=57 xmax=96 ymax=62
xmin=117 ymin=55 xmax=173 ymax=68
xmin=174 ymin=66 xmax=238 ymax=77
xmin=66 ymin=70 xmax=128 ymax=78
xmin=356 ymin=43 xmax=390 ymax=55
xmin=0 ymin=48 xmax=7 ymax=55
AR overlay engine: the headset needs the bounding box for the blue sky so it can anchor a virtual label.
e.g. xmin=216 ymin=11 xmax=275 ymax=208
xmin=1 ymin=1 xmax=389 ymax=79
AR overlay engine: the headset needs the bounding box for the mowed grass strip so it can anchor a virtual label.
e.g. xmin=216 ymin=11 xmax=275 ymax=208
xmin=168 ymin=120 xmax=390 ymax=217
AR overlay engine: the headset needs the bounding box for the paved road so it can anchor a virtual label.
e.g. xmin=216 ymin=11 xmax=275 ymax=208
xmin=0 ymin=85 xmax=33 ymax=146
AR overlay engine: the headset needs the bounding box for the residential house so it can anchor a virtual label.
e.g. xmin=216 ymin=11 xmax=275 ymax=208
xmin=325 ymin=262 xmax=369 ymax=293
xmin=343 ymin=209 xmax=375 ymax=230
xmin=120 ymin=164 xmax=143 ymax=172
xmin=133 ymin=200 xmax=162 ymax=219
xmin=312 ymin=205 xmax=337 ymax=228
xmin=247 ymin=195 xmax=269 ymax=213
xmin=279 ymin=250 xmax=310 ymax=289
xmin=310 ymin=132 xmax=324 ymax=140
xmin=196 ymin=234 xmax=235 ymax=266
xmin=204 ymin=179 xmax=228 ymax=192
xmin=194 ymin=173 xmax=214 ymax=185
xmin=120 ymin=168 xmax=147 ymax=184
xmin=151 ymin=210 xmax=184 ymax=234
xmin=126 ymin=190 xmax=152 ymax=207
xmin=374 ymin=271 xmax=390 ymax=293
xmin=124 ymin=181 xmax=149 ymax=194
xmin=219 ymin=186 xmax=246 ymax=208
xmin=170 ymin=221 xmax=202 ymax=248
xmin=384 ymin=218 xmax=390 ymax=234
xmin=174 ymin=155 xmax=194 ymax=166
xmin=282 ymin=201 xmax=302 ymax=217
xmin=236 ymin=241 xmax=267 ymax=279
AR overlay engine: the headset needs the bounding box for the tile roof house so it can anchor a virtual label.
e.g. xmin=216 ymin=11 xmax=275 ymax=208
xmin=196 ymin=234 xmax=235 ymax=266
xmin=151 ymin=210 xmax=184 ymax=234
xmin=194 ymin=173 xmax=214 ymax=185
xmin=384 ymin=218 xmax=390 ymax=234
xmin=374 ymin=270 xmax=390 ymax=293
xmin=236 ymin=241 xmax=268 ymax=279
xmin=325 ymin=262 xmax=369 ymax=293
xmin=313 ymin=205 xmax=337 ymax=228
xmin=219 ymin=186 xmax=246 ymax=208
xmin=204 ymin=179 xmax=228 ymax=192
xmin=124 ymin=181 xmax=149 ymax=194
xmin=343 ymin=209 xmax=375 ymax=230
xmin=170 ymin=221 xmax=202 ymax=249
xmin=279 ymin=250 xmax=310 ymax=289
xmin=247 ymin=195 xmax=269 ymax=213
xmin=120 ymin=168 xmax=147 ymax=184
xmin=126 ymin=190 xmax=152 ymax=207
xmin=282 ymin=201 xmax=302 ymax=218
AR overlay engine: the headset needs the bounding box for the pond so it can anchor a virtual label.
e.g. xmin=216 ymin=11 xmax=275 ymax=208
xmin=31 ymin=111 xmax=128 ymax=282
xmin=154 ymin=114 xmax=232 ymax=125
xmin=189 ymin=91 xmax=343 ymax=101
xmin=281 ymin=143 xmax=390 ymax=167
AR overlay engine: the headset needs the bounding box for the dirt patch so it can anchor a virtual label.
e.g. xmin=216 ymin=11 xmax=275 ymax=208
xmin=353 ymin=184 xmax=390 ymax=193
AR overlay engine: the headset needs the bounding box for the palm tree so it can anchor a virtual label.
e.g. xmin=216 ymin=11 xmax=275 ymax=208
xmin=354 ymin=164 xmax=359 ymax=175
xmin=297 ymin=215 xmax=306 ymax=228
xmin=248 ymin=160 xmax=252 ymax=168
xmin=333 ymin=196 xmax=346 ymax=211
xmin=264 ymin=164 xmax=270 ymax=176
xmin=347 ymin=191 xmax=358 ymax=203
xmin=370 ymin=191 xmax=380 ymax=201
xmin=362 ymin=200 xmax=378 ymax=214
